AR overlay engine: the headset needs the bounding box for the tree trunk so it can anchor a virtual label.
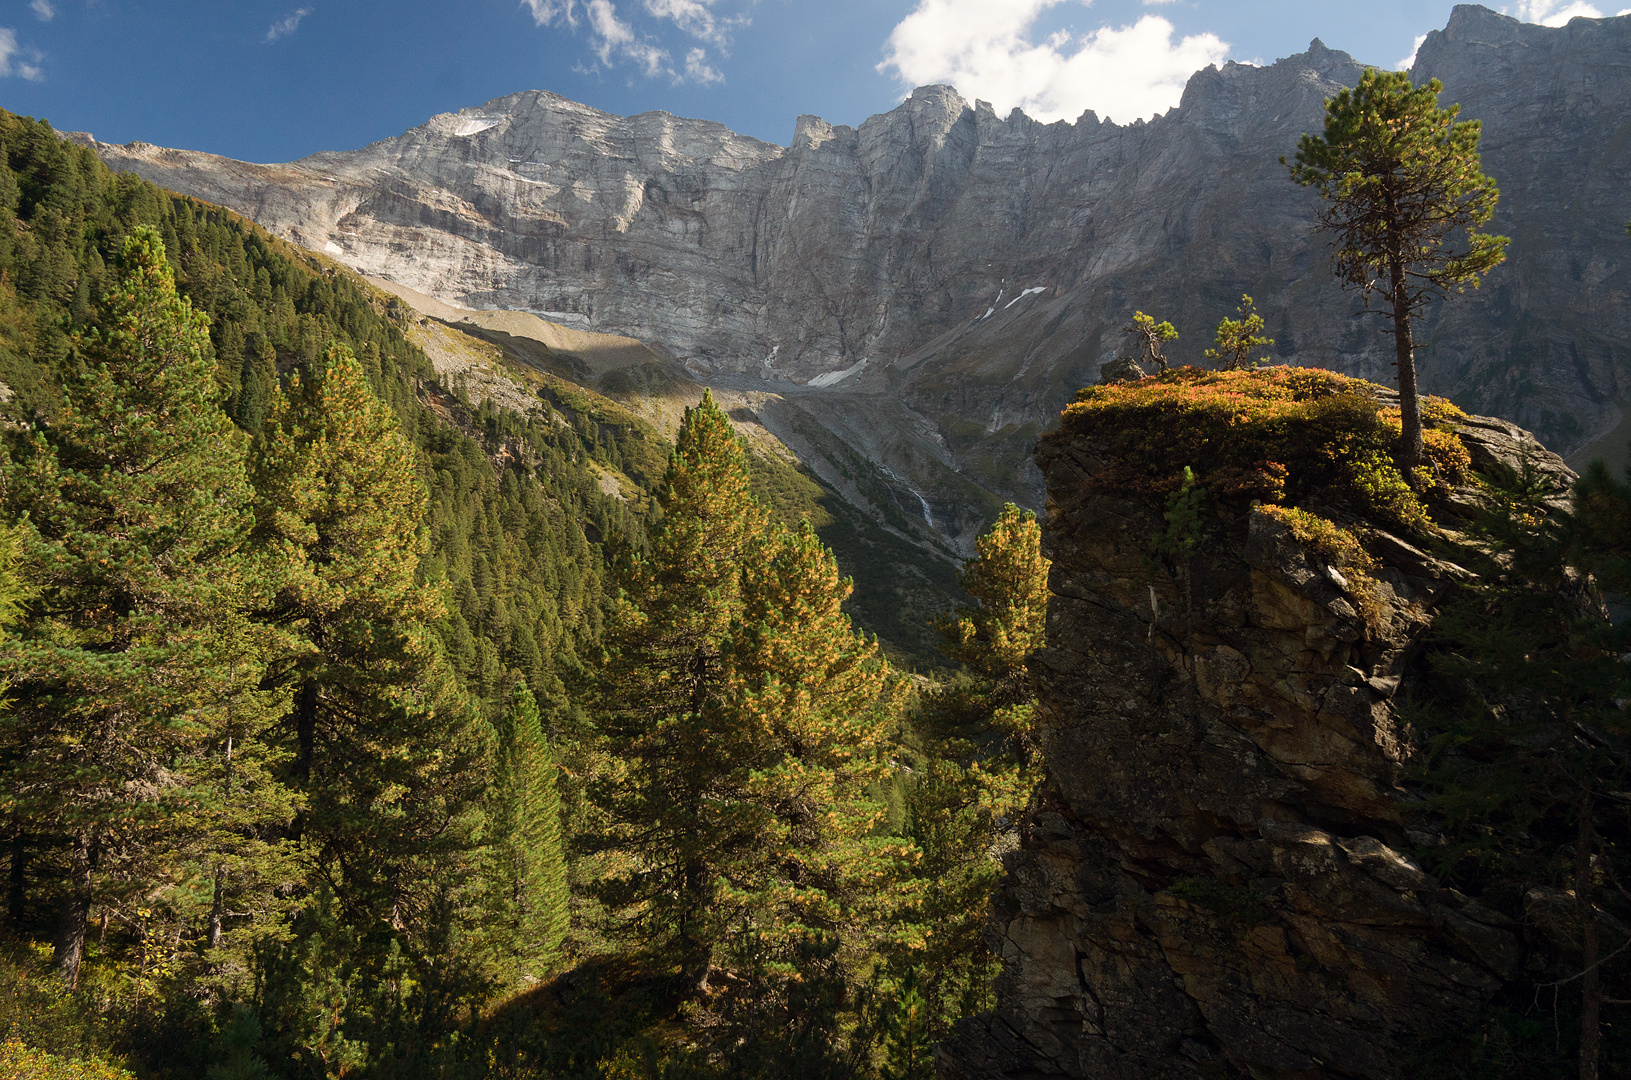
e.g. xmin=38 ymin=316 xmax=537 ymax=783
xmin=295 ymin=678 xmax=318 ymax=783
xmin=209 ymin=734 xmax=232 ymax=951
xmin=53 ymin=831 xmax=95 ymax=988
xmin=1389 ymin=253 xmax=1424 ymax=475
xmin=7 ymin=832 xmax=25 ymax=930
xmin=208 ymin=866 xmax=226 ymax=951
xmin=679 ymin=854 xmax=712 ymax=993
xmin=1578 ymin=794 xmax=1601 ymax=1080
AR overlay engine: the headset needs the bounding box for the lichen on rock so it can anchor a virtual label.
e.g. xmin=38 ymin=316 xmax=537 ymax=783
xmin=941 ymin=367 xmax=1576 ymax=1080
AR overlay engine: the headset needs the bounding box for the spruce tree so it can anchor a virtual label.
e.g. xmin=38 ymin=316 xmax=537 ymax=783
xmin=0 ymin=227 xmax=290 ymax=986
xmin=487 ymin=683 xmax=570 ymax=982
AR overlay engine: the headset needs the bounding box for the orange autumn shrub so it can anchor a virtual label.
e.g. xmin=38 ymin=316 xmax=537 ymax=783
xmin=1053 ymin=366 xmax=1470 ymax=533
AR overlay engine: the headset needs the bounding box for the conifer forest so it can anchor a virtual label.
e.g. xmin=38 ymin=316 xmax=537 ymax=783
xmin=0 ymin=111 xmax=1043 ymax=1079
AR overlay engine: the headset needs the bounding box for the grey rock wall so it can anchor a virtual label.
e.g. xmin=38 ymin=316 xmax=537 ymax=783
xmin=70 ymin=4 xmax=1631 ymax=535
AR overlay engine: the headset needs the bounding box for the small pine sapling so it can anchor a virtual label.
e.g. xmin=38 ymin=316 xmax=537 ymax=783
xmin=1122 ymin=312 xmax=1178 ymax=373
xmin=1204 ymin=295 xmax=1274 ymax=371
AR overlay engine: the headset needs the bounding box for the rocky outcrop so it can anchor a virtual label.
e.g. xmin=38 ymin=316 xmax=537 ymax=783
xmin=940 ymin=398 xmax=1573 ymax=1078
xmin=68 ymin=6 xmax=1631 ymax=536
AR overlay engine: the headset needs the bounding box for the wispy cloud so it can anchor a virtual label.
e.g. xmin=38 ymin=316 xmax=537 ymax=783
xmin=265 ymin=7 xmax=312 ymax=43
xmin=523 ymin=0 xmax=737 ymax=83
xmin=29 ymin=0 xmax=53 ymax=23
xmin=684 ymin=46 xmax=722 ymax=83
xmin=0 ymin=28 xmax=44 ymax=81
xmin=585 ymin=0 xmax=667 ymax=74
xmin=522 ymin=0 xmax=578 ymax=26
xmin=879 ymin=0 xmax=1229 ymax=124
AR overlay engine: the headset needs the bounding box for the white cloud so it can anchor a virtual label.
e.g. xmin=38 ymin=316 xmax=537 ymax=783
xmin=1506 ymin=0 xmax=1605 ymax=24
xmin=586 ymin=0 xmax=668 ymax=75
xmin=29 ymin=0 xmax=53 ymax=22
xmin=522 ymin=0 xmax=578 ymax=26
xmin=646 ymin=0 xmax=726 ymax=44
xmin=1396 ymin=32 xmax=1428 ymax=69
xmin=265 ymin=7 xmax=312 ymax=42
xmin=684 ymin=46 xmax=723 ymax=83
xmin=525 ymin=0 xmax=733 ymax=83
xmin=879 ymin=0 xmax=1229 ymax=124
xmin=0 ymin=28 xmax=43 ymax=80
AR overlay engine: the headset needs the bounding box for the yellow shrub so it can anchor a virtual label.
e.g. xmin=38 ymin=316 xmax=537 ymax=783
xmin=0 ymin=1040 xmax=137 ymax=1080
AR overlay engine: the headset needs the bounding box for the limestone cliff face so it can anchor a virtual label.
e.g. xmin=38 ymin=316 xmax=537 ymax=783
xmin=70 ymin=5 xmax=1631 ymax=533
xmin=940 ymin=403 xmax=1574 ymax=1078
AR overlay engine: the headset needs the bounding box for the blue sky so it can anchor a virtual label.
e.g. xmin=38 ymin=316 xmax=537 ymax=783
xmin=0 ymin=0 xmax=1617 ymax=162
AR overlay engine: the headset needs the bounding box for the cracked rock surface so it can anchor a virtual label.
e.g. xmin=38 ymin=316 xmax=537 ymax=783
xmin=938 ymin=411 xmax=1573 ymax=1079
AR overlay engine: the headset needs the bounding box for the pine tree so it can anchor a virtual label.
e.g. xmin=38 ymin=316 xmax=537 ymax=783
xmin=487 ymin=683 xmax=570 ymax=982
xmin=591 ymin=391 xmax=909 ymax=989
xmin=1204 ymin=295 xmax=1274 ymax=371
xmin=1287 ymin=68 xmax=1507 ymax=472
xmin=880 ymin=969 xmax=937 ymax=1080
xmin=249 ymin=342 xmax=486 ymax=928
xmin=718 ymin=521 xmax=907 ymax=963
xmin=905 ymin=504 xmax=1050 ymax=1030
xmin=591 ymin=390 xmax=770 ymax=983
xmin=0 ymin=227 xmax=290 ymax=987
xmin=930 ymin=503 xmax=1050 ymax=762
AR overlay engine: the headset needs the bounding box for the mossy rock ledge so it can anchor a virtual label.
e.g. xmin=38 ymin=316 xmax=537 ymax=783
xmin=942 ymin=367 xmax=1575 ymax=1080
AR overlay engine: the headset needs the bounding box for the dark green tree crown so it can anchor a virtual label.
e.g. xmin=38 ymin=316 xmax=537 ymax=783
xmin=1287 ymin=67 xmax=1508 ymax=314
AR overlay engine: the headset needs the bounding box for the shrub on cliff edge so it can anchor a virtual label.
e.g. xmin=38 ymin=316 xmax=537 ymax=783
xmin=1054 ymin=365 xmax=1470 ymax=534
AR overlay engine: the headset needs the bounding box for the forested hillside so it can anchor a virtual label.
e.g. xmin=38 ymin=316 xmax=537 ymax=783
xmin=0 ymin=110 xmax=1036 ymax=1080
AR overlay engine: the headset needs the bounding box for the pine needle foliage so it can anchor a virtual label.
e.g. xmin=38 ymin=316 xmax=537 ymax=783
xmin=1287 ymin=68 xmax=1508 ymax=470
xmin=250 ymin=343 xmax=486 ymax=929
xmin=487 ymin=684 xmax=570 ymax=983
xmin=0 ymin=228 xmax=294 ymax=989
xmin=591 ymin=390 xmax=910 ymax=993
xmin=879 ymin=969 xmax=936 ymax=1080
xmin=1204 ymin=295 xmax=1273 ymax=371
xmin=903 ymin=505 xmax=1048 ymax=1034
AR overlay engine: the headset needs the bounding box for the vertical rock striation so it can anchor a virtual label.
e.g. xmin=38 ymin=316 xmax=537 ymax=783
xmin=941 ymin=388 xmax=1575 ymax=1078
xmin=69 ymin=7 xmax=1631 ymax=530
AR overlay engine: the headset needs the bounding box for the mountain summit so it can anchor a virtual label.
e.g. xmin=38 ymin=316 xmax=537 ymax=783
xmin=73 ymin=4 xmax=1631 ymax=538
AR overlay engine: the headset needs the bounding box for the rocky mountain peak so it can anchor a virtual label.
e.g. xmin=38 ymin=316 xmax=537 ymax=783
xmin=74 ymin=4 xmax=1631 ymax=547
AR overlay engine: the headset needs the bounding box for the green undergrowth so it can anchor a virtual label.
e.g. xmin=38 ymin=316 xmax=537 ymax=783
xmin=1055 ymin=366 xmax=1471 ymax=535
